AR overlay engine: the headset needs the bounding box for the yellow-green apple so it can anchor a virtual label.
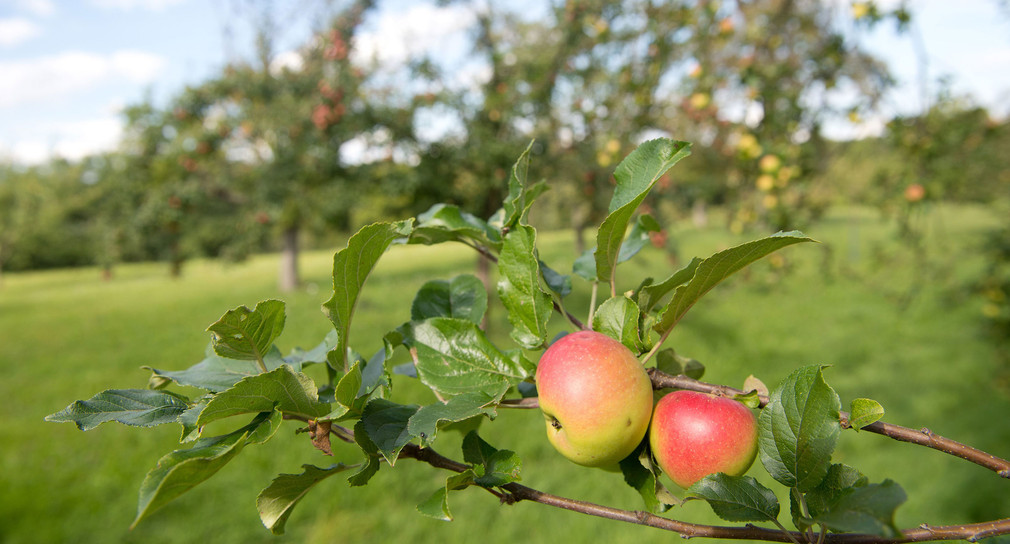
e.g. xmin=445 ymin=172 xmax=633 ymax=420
xmin=535 ymin=331 xmax=654 ymax=467
xmin=649 ymin=390 xmax=758 ymax=488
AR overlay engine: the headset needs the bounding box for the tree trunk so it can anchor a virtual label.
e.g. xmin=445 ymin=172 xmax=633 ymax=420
xmin=279 ymin=226 xmax=299 ymax=292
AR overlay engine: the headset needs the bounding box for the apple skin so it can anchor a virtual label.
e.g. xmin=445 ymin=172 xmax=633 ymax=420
xmin=535 ymin=331 xmax=654 ymax=467
xmin=649 ymin=390 xmax=758 ymax=488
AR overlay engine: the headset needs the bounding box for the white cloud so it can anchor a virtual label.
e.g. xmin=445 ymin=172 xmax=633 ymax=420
xmin=13 ymin=0 xmax=56 ymax=17
xmin=352 ymin=3 xmax=476 ymax=68
xmin=89 ymin=0 xmax=188 ymax=10
xmin=0 ymin=18 xmax=41 ymax=47
xmin=0 ymin=50 xmax=166 ymax=109
xmin=1 ymin=116 xmax=124 ymax=163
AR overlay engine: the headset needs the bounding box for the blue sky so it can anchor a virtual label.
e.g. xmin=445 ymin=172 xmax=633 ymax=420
xmin=1 ymin=0 xmax=1008 ymax=164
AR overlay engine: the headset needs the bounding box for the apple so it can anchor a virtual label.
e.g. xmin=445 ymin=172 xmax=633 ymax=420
xmin=535 ymin=331 xmax=654 ymax=467
xmin=649 ymin=390 xmax=758 ymax=488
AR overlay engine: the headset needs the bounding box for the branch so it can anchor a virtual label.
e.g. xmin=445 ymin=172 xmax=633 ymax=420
xmin=395 ymin=432 xmax=1010 ymax=543
xmin=646 ymin=369 xmax=1010 ymax=478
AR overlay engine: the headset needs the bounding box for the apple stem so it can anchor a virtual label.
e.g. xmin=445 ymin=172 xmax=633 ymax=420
xmin=587 ymin=281 xmax=599 ymax=326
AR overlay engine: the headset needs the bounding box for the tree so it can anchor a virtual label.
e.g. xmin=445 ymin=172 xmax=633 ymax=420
xmin=46 ymin=139 xmax=1010 ymax=542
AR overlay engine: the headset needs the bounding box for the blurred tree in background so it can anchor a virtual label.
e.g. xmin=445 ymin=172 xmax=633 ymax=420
xmin=0 ymin=0 xmax=1006 ymax=287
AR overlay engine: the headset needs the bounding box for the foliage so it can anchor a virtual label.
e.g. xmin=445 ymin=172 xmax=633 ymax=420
xmin=44 ymin=139 xmax=1010 ymax=542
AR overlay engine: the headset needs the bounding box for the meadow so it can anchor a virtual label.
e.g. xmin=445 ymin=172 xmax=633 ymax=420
xmin=2 ymin=204 xmax=1008 ymax=544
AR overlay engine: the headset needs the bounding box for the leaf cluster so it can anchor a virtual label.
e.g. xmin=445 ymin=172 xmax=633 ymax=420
xmin=46 ymin=138 xmax=919 ymax=541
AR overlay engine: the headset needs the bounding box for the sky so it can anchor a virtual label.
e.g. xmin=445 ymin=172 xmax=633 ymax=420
xmin=0 ymin=0 xmax=1008 ymax=164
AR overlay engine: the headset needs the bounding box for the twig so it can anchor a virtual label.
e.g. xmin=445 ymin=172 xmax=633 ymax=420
xmin=646 ymin=369 xmax=1010 ymax=478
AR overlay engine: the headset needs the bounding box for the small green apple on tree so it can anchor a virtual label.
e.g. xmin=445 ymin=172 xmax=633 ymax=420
xmin=536 ymin=330 xmax=653 ymax=467
xmin=649 ymin=390 xmax=758 ymax=489
xmin=46 ymin=138 xmax=1010 ymax=542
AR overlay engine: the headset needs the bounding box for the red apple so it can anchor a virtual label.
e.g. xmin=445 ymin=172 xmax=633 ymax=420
xmin=649 ymin=390 xmax=758 ymax=488
xmin=536 ymin=331 xmax=654 ymax=467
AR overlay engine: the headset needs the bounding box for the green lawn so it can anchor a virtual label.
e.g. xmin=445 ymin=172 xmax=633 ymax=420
xmin=2 ymin=205 xmax=1008 ymax=544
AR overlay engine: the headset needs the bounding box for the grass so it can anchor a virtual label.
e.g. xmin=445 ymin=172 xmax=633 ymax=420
xmin=2 ymin=204 xmax=1008 ymax=544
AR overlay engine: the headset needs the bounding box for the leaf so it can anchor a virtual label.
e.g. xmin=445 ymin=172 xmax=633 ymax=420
xmin=322 ymin=220 xmax=413 ymax=372
xmin=283 ymin=330 xmax=339 ymax=367
xmin=502 ymin=140 xmax=545 ymax=228
xmin=497 ymin=225 xmax=553 ymax=349
xmin=687 ymin=473 xmax=781 ymax=523
xmin=409 ymin=204 xmax=500 ymax=249
xmin=814 ymin=480 xmax=907 ymax=537
xmin=654 ymin=349 xmax=705 ymax=380
xmin=804 ymin=463 xmax=869 ymax=519
xmin=348 ymin=419 xmax=381 ymax=487
xmin=197 ymin=365 xmax=330 ymax=426
xmin=743 ymin=375 xmax=770 ymax=398
xmin=619 ymin=442 xmax=676 ymax=513
xmin=654 ymin=232 xmax=815 ymax=335
xmin=45 ymin=389 xmax=190 ymax=431
xmin=848 ymin=398 xmax=885 ymax=431
xmin=407 ymin=392 xmax=500 ymax=446
xmin=206 ymin=299 xmax=286 ymax=362
xmin=539 ymin=260 xmax=572 ymax=298
xmin=616 ymin=214 xmax=662 ymax=264
xmin=572 ymin=247 xmax=597 ymax=281
xmin=417 ymin=472 xmax=475 ymax=522
xmin=257 ymin=464 xmax=353 ymax=535
xmin=178 ymin=399 xmax=207 ymax=442
xmin=145 ymin=343 xmax=291 ymax=393
xmin=758 ymin=365 xmax=842 ymax=492
xmin=405 ymin=317 xmax=530 ymax=400
xmin=636 ymin=257 xmax=701 ymax=314
xmin=411 ymin=274 xmax=488 ymax=325
xmin=132 ymin=411 xmax=281 ymax=528
xmin=461 ymin=431 xmax=522 ymax=488
xmin=592 ymin=296 xmax=644 ymax=352
xmin=358 ymin=398 xmax=419 ymax=465
xmin=594 ymin=139 xmax=692 ymax=285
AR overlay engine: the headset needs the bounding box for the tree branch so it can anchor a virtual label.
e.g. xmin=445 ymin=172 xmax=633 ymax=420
xmin=646 ymin=369 xmax=1010 ymax=478
xmin=395 ymin=433 xmax=1010 ymax=543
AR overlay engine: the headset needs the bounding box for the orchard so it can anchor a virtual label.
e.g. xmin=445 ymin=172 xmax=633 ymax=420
xmin=47 ymin=139 xmax=1010 ymax=542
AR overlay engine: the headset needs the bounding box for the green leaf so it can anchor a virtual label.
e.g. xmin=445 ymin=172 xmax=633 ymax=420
xmin=257 ymin=464 xmax=353 ymax=535
xmin=407 ymin=392 xmax=500 ymax=446
xmin=145 ymin=343 xmax=291 ymax=393
xmin=687 ymin=473 xmax=781 ymax=523
xmin=617 ymin=214 xmax=662 ymax=264
xmin=539 ymin=260 xmax=572 ymax=298
xmin=592 ymin=296 xmax=644 ymax=352
xmin=405 ymin=317 xmax=530 ymax=400
xmin=132 ymin=411 xmax=281 ymax=528
xmin=594 ymin=139 xmax=691 ymax=285
xmin=655 ymin=232 xmax=815 ymax=335
xmin=411 ymin=274 xmax=488 ymax=325
xmin=358 ymin=398 xmax=419 ymax=465
xmin=497 ymin=225 xmax=553 ymax=349
xmin=758 ymin=365 xmax=842 ymax=492
xmin=322 ymin=220 xmax=413 ymax=372
xmin=572 ymin=247 xmax=597 ymax=281
xmin=283 ymin=330 xmax=339 ymax=367
xmin=417 ymin=472 xmax=476 ymax=521
xmin=348 ymin=419 xmax=381 ymax=487
xmin=619 ymin=442 xmax=676 ymax=513
xmin=502 ymin=140 xmax=542 ymax=229
xmin=409 ymin=204 xmax=500 ymax=249
xmin=814 ymin=480 xmax=907 ymax=537
xmin=804 ymin=463 xmax=869 ymax=519
xmin=461 ymin=431 xmax=522 ymax=488
xmin=848 ymin=398 xmax=885 ymax=431
xmin=636 ymin=257 xmax=702 ymax=314
xmin=178 ymin=399 xmax=207 ymax=442
xmin=206 ymin=299 xmax=286 ymax=362
xmin=197 ymin=365 xmax=329 ymax=426
xmin=654 ymin=349 xmax=705 ymax=380
xmin=45 ymin=389 xmax=190 ymax=431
